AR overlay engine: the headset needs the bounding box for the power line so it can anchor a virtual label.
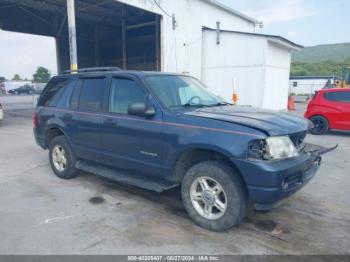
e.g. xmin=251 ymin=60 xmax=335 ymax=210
xmin=153 ymin=0 xmax=172 ymax=18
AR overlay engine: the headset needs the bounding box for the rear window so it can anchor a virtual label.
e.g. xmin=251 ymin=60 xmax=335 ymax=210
xmin=78 ymin=78 xmax=108 ymax=112
xmin=38 ymin=77 xmax=68 ymax=107
xmin=324 ymin=91 xmax=350 ymax=103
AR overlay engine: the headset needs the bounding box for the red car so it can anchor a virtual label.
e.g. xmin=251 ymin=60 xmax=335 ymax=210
xmin=305 ymin=88 xmax=350 ymax=135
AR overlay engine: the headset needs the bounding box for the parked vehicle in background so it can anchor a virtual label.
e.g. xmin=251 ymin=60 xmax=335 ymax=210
xmin=8 ymin=84 xmax=35 ymax=95
xmin=34 ymin=67 xmax=333 ymax=231
xmin=0 ymin=102 xmax=3 ymax=121
xmin=305 ymin=88 xmax=350 ymax=135
xmin=33 ymin=82 xmax=47 ymax=95
xmin=0 ymin=77 xmax=5 ymax=95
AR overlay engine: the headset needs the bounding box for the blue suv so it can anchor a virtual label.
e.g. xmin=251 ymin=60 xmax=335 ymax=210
xmin=33 ymin=67 xmax=332 ymax=231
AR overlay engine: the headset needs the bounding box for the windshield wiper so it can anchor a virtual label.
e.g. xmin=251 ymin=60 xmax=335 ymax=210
xmin=182 ymin=103 xmax=207 ymax=108
xmin=207 ymin=102 xmax=233 ymax=107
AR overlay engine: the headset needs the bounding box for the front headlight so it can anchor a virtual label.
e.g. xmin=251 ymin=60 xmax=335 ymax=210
xmin=265 ymin=136 xmax=299 ymax=160
xmin=248 ymin=136 xmax=299 ymax=161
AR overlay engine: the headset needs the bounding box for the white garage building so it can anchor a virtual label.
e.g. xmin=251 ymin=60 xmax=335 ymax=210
xmin=118 ymin=0 xmax=302 ymax=110
xmin=289 ymin=76 xmax=336 ymax=95
xmin=0 ymin=0 xmax=302 ymax=110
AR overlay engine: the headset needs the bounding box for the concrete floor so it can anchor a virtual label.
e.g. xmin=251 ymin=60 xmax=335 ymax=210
xmin=0 ymin=96 xmax=349 ymax=255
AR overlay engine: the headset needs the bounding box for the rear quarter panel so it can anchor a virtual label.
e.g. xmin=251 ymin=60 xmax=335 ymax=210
xmin=35 ymin=107 xmax=71 ymax=147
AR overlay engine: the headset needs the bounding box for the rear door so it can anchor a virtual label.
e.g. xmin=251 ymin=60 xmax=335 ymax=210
xmin=99 ymin=76 xmax=166 ymax=177
xmin=324 ymin=91 xmax=350 ymax=130
xmin=68 ymin=76 xmax=109 ymax=162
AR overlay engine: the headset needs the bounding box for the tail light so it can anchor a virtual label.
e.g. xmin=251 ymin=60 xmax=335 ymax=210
xmin=33 ymin=112 xmax=38 ymax=128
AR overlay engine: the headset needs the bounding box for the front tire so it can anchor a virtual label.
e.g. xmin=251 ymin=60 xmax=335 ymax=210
xmin=309 ymin=116 xmax=329 ymax=135
xmin=181 ymin=161 xmax=247 ymax=232
xmin=49 ymin=136 xmax=78 ymax=179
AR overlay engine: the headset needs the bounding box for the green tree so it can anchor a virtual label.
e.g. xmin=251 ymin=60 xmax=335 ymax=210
xmin=33 ymin=66 xmax=51 ymax=83
xmin=12 ymin=74 xmax=22 ymax=80
xmin=291 ymin=57 xmax=350 ymax=78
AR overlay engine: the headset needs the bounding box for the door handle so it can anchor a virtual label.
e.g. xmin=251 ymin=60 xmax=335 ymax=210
xmin=103 ymin=118 xmax=117 ymax=126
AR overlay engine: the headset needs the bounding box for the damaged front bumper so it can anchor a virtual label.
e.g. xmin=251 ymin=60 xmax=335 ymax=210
xmin=235 ymin=143 xmax=337 ymax=210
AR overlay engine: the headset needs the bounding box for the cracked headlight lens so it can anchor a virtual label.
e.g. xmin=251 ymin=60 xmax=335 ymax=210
xmin=265 ymin=136 xmax=299 ymax=160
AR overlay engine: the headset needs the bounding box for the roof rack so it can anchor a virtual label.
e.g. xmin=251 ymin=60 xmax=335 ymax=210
xmin=63 ymin=67 xmax=121 ymax=74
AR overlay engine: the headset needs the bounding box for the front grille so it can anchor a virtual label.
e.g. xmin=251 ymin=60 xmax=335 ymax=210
xmin=289 ymin=131 xmax=307 ymax=150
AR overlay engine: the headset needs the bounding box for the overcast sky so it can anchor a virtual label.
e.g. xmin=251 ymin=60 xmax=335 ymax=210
xmin=0 ymin=0 xmax=349 ymax=79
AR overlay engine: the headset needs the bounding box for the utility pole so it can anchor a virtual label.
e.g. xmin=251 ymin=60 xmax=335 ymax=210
xmin=67 ymin=0 xmax=78 ymax=72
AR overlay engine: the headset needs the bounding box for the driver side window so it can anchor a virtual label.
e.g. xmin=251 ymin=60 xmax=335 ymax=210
xmin=109 ymin=78 xmax=146 ymax=114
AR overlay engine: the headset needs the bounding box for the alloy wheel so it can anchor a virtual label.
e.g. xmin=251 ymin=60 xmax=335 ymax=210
xmin=52 ymin=145 xmax=67 ymax=172
xmin=190 ymin=176 xmax=228 ymax=220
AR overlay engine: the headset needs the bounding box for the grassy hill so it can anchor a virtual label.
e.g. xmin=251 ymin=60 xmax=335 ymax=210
xmin=291 ymin=43 xmax=350 ymax=77
xmin=292 ymin=43 xmax=350 ymax=63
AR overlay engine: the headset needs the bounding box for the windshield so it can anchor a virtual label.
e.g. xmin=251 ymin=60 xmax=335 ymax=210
xmin=145 ymin=75 xmax=227 ymax=110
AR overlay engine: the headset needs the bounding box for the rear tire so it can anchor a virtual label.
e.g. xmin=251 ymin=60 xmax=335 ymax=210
xmin=309 ymin=116 xmax=329 ymax=135
xmin=49 ymin=136 xmax=78 ymax=179
xmin=181 ymin=161 xmax=247 ymax=232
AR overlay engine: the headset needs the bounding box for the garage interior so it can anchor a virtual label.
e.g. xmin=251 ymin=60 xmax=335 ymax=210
xmin=0 ymin=0 xmax=161 ymax=73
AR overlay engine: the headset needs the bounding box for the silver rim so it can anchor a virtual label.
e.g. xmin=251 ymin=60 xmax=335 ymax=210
xmin=52 ymin=145 xmax=67 ymax=172
xmin=190 ymin=176 xmax=227 ymax=220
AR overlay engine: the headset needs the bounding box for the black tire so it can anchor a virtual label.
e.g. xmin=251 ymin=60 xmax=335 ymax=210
xmin=309 ymin=116 xmax=329 ymax=135
xmin=181 ymin=161 xmax=247 ymax=232
xmin=49 ymin=136 xmax=78 ymax=179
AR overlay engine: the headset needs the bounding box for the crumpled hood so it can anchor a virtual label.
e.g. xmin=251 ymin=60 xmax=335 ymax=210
xmin=184 ymin=106 xmax=310 ymax=136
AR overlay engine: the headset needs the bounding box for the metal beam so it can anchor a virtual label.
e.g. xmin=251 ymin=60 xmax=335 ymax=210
xmin=67 ymin=0 xmax=78 ymax=71
xmin=94 ymin=24 xmax=100 ymax=67
xmin=121 ymin=6 xmax=127 ymax=70
xmin=17 ymin=5 xmax=52 ymax=26
xmin=55 ymin=37 xmax=62 ymax=74
xmin=126 ymin=21 xmax=156 ymax=30
xmin=155 ymin=16 xmax=160 ymax=71
xmin=77 ymin=0 xmax=116 ymax=12
xmin=122 ymin=18 xmax=127 ymax=70
xmin=57 ymin=16 xmax=67 ymax=36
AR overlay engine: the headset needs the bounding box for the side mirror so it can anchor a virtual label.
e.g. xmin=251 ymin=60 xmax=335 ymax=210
xmin=128 ymin=102 xmax=155 ymax=118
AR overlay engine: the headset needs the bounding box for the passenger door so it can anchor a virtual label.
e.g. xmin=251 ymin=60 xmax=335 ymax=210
xmin=324 ymin=91 xmax=350 ymax=130
xmin=100 ymin=76 xmax=166 ymax=177
xmin=67 ymin=76 xmax=109 ymax=162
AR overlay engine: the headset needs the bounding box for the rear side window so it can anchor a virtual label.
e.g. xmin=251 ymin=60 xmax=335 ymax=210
xmin=324 ymin=92 xmax=350 ymax=103
xmin=38 ymin=78 xmax=68 ymax=107
xmin=56 ymin=79 xmax=77 ymax=109
xmin=109 ymin=78 xmax=146 ymax=114
xmin=78 ymin=78 xmax=108 ymax=112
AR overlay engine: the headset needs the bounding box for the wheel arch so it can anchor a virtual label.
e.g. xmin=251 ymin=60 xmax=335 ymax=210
xmin=45 ymin=126 xmax=69 ymax=148
xmin=309 ymin=114 xmax=329 ymax=121
xmin=173 ymin=147 xmax=248 ymax=196
xmin=309 ymin=114 xmax=330 ymax=126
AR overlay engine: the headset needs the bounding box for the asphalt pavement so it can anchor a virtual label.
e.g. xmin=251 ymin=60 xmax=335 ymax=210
xmin=0 ymin=95 xmax=349 ymax=255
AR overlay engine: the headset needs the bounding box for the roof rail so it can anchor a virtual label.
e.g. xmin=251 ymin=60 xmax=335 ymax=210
xmin=63 ymin=67 xmax=121 ymax=74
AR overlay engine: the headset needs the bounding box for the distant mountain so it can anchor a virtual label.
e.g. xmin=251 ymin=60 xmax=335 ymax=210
xmin=292 ymin=43 xmax=350 ymax=63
